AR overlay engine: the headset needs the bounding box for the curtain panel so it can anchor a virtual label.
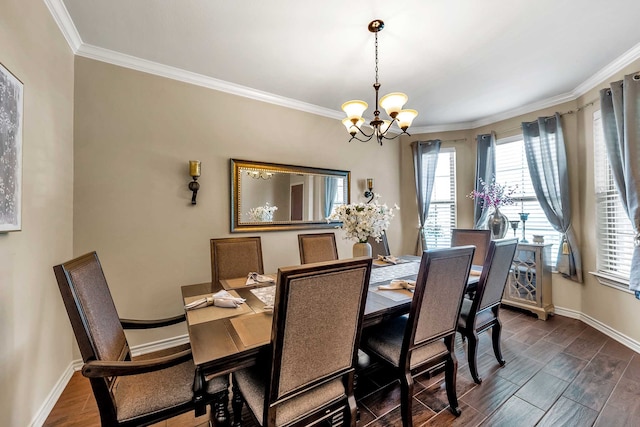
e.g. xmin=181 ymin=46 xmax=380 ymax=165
xmin=324 ymin=177 xmax=338 ymax=218
xmin=411 ymin=140 xmax=441 ymax=254
xmin=522 ymin=113 xmax=583 ymax=282
xmin=599 ymin=72 xmax=640 ymax=295
xmin=474 ymin=132 xmax=497 ymax=228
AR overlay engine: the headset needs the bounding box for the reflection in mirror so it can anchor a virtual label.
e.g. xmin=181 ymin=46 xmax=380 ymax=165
xmin=231 ymin=159 xmax=350 ymax=232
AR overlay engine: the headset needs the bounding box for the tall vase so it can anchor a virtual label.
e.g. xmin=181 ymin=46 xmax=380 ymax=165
xmin=353 ymin=242 xmax=372 ymax=258
xmin=486 ymin=208 xmax=509 ymax=240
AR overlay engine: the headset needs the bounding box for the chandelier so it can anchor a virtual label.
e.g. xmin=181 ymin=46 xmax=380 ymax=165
xmin=342 ymin=19 xmax=418 ymax=145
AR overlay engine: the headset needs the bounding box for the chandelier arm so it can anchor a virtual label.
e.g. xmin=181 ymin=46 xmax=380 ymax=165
xmin=349 ymin=133 xmax=375 ymax=143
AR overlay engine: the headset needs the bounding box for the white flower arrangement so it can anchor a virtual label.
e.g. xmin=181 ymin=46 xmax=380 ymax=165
xmin=327 ymin=196 xmax=398 ymax=243
xmin=248 ymin=202 xmax=278 ymax=222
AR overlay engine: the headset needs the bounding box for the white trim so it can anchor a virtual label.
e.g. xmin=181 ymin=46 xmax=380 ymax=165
xmin=28 ymin=361 xmax=75 ymax=427
xmin=75 ymin=43 xmax=343 ymax=122
xmin=590 ymin=271 xmax=632 ymax=294
xmin=44 ymin=1 xmax=640 ymax=132
xmin=554 ymin=305 xmax=640 ymax=354
xmin=43 ymin=0 xmax=82 ymax=53
xmin=31 ymin=333 xmax=189 ymax=426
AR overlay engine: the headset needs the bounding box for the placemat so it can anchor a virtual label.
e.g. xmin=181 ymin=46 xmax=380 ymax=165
xmin=184 ymin=290 xmax=253 ymax=325
xmin=230 ymin=313 xmax=272 ymax=348
xmin=373 ymin=288 xmax=414 ymax=302
xmin=369 ymin=261 xmax=420 ymax=284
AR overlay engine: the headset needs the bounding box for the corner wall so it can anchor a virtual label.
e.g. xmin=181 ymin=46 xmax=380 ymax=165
xmin=0 ymin=0 xmax=75 ymax=425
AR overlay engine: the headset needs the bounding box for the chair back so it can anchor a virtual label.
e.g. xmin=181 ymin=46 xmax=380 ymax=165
xmin=53 ymin=252 xmax=128 ymax=419
xmin=474 ymin=238 xmax=519 ymax=314
xmin=403 ymin=246 xmax=475 ymax=367
xmin=451 ymin=228 xmax=491 ymax=266
xmin=297 ymin=232 xmax=338 ymax=264
xmin=367 ymin=233 xmax=390 ymax=257
xmin=267 ymin=258 xmax=372 ymax=413
xmin=211 ymin=237 xmax=264 ymax=289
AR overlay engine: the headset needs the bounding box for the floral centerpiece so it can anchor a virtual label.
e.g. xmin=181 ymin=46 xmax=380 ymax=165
xmin=248 ymin=202 xmax=278 ymax=222
xmin=467 ymin=177 xmax=517 ymax=209
xmin=327 ymin=196 xmax=398 ymax=256
xmin=467 ymin=178 xmax=517 ymax=239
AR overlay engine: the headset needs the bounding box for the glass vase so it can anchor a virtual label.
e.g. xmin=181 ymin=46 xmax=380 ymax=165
xmin=486 ymin=208 xmax=509 ymax=240
xmin=353 ymin=242 xmax=372 ymax=258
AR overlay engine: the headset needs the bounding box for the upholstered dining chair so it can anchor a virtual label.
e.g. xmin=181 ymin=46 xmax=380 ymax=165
xmin=360 ymin=246 xmax=475 ymax=427
xmin=231 ymin=257 xmax=372 ymax=427
xmin=297 ymin=232 xmax=339 ymax=264
xmin=367 ymin=232 xmax=390 ymax=257
xmin=458 ymin=238 xmax=519 ymax=384
xmin=53 ymin=251 xmax=229 ymax=427
xmin=211 ymin=236 xmax=264 ymax=291
xmin=451 ymin=228 xmax=492 ymax=267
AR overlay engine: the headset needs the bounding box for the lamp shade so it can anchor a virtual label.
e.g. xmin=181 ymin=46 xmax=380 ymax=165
xmin=380 ymin=92 xmax=408 ymax=118
xmin=342 ymin=117 xmax=364 ymax=135
xmin=378 ymin=120 xmax=392 ymax=136
xmin=396 ymin=109 xmax=418 ymax=129
xmin=341 ymin=100 xmax=368 ymax=121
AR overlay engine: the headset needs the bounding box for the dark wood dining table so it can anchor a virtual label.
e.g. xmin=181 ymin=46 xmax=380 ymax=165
xmin=181 ymin=256 xmax=481 ymax=412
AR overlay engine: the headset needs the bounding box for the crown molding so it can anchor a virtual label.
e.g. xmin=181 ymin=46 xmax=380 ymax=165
xmin=573 ymin=41 xmax=640 ymax=96
xmin=76 ymin=43 xmax=343 ymax=121
xmin=44 ymin=1 xmax=640 ymax=133
xmin=43 ymin=0 xmax=82 ymax=53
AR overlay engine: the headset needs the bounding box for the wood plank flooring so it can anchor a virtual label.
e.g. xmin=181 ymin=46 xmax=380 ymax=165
xmin=44 ymin=307 xmax=640 ymax=426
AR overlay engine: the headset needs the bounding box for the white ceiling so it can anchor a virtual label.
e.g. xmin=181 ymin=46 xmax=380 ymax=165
xmin=51 ymin=0 xmax=640 ymax=132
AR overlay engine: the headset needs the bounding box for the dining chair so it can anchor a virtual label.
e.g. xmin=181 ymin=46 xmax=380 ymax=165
xmin=211 ymin=236 xmax=264 ymax=291
xmin=458 ymin=238 xmax=519 ymax=384
xmin=297 ymin=232 xmax=339 ymax=264
xmin=367 ymin=232 xmax=390 ymax=257
xmin=231 ymin=257 xmax=372 ymax=427
xmin=53 ymin=251 xmax=229 ymax=426
xmin=360 ymin=246 xmax=475 ymax=426
xmin=451 ymin=228 xmax=491 ymax=266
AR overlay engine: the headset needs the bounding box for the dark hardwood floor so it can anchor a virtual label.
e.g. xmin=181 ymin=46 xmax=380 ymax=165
xmin=44 ymin=307 xmax=640 ymax=426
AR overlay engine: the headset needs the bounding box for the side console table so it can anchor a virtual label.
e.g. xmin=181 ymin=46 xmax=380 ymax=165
xmin=502 ymin=243 xmax=554 ymax=320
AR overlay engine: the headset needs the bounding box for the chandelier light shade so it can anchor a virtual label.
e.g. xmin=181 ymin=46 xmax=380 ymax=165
xmin=342 ymin=19 xmax=418 ymax=145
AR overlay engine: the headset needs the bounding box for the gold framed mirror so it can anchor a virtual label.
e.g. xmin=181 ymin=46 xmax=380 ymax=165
xmin=230 ymin=159 xmax=351 ymax=232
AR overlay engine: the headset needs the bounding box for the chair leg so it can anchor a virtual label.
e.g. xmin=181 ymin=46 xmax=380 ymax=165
xmin=212 ymin=389 xmax=230 ymax=426
xmin=466 ymin=330 xmax=482 ymax=384
xmin=400 ymin=372 xmax=414 ymax=427
xmin=445 ymin=335 xmax=461 ymax=416
xmin=491 ymin=320 xmax=506 ymax=366
xmin=231 ymin=382 xmax=243 ymax=427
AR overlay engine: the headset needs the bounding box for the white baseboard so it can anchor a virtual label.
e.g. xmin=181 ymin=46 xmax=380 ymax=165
xmin=29 ymin=361 xmax=75 ymax=427
xmin=30 ymin=333 xmax=190 ymax=426
xmin=555 ymin=306 xmax=640 ymax=353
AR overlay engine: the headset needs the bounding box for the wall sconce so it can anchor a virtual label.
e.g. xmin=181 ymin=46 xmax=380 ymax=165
xmin=364 ymin=178 xmax=375 ymax=203
xmin=188 ymin=160 xmax=201 ymax=205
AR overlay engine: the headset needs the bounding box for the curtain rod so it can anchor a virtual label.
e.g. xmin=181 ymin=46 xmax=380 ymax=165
xmin=492 ymin=98 xmax=599 ymax=136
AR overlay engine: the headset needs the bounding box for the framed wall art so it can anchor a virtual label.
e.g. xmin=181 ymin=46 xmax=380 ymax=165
xmin=0 ymin=62 xmax=23 ymax=232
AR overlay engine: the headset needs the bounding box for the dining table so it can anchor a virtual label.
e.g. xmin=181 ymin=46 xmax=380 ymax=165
xmin=181 ymin=255 xmax=481 ymax=413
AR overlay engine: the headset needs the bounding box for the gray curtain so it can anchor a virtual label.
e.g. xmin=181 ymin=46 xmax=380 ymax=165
xmin=411 ymin=140 xmax=441 ymax=254
xmin=474 ymin=132 xmax=496 ymax=228
xmin=599 ymin=72 xmax=640 ymax=296
xmin=323 ymin=176 xmax=338 ymax=218
xmin=522 ymin=113 xmax=583 ymax=283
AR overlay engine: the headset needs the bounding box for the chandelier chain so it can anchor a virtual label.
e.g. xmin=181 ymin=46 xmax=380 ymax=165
xmin=374 ymin=31 xmax=379 ymax=84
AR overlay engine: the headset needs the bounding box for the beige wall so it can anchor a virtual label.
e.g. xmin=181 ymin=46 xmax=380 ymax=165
xmin=401 ymin=71 xmax=640 ymax=344
xmin=73 ymin=57 xmax=404 ymax=346
xmin=0 ymin=0 xmax=75 ymax=425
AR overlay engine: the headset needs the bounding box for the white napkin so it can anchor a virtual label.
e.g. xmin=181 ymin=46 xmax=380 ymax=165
xmin=246 ymin=272 xmax=275 ymax=286
xmin=184 ymin=290 xmax=246 ymax=310
xmin=378 ymin=255 xmax=400 ymax=264
xmin=378 ymin=279 xmax=416 ymax=291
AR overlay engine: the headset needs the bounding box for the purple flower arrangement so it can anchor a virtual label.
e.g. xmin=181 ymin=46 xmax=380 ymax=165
xmin=468 ymin=178 xmax=517 ymax=209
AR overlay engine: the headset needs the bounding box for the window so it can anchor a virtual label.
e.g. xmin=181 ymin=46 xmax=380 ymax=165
xmin=424 ymin=148 xmax=456 ymax=248
xmin=593 ymin=110 xmax=634 ymax=285
xmin=495 ymin=136 xmax=561 ymax=255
